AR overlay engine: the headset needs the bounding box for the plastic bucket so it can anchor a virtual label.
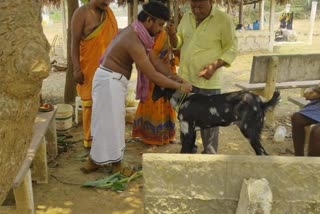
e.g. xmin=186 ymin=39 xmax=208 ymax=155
xmin=55 ymin=104 xmax=73 ymax=132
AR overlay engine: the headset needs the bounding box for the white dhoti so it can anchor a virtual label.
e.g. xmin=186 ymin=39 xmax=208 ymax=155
xmin=90 ymin=66 xmax=128 ymax=165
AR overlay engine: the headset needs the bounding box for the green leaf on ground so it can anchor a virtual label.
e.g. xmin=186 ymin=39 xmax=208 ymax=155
xmin=82 ymin=170 xmax=143 ymax=191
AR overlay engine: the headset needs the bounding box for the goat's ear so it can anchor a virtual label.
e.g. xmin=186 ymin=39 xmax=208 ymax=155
xmin=152 ymin=85 xmax=164 ymax=102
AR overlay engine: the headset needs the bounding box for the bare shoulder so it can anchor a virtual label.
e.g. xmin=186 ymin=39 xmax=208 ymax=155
xmin=73 ymin=5 xmax=88 ymax=18
xmin=120 ymin=28 xmax=144 ymax=50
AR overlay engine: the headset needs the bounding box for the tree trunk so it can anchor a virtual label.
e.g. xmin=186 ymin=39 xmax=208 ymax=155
xmin=64 ymin=0 xmax=79 ymax=104
xmin=0 ymin=0 xmax=50 ymax=204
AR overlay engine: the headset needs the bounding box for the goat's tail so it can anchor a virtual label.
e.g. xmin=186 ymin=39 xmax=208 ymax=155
xmin=261 ymin=91 xmax=280 ymax=112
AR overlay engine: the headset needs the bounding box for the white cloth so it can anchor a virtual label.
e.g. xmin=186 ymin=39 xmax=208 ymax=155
xmin=90 ymin=66 xmax=129 ymax=165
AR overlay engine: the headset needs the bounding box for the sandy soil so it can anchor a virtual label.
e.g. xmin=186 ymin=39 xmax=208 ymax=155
xmin=27 ymin=19 xmax=320 ymax=214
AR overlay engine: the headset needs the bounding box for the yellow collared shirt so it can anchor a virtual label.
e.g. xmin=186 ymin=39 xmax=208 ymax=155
xmin=176 ymin=6 xmax=238 ymax=89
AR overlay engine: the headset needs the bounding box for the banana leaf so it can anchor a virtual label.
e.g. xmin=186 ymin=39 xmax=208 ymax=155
xmin=82 ymin=170 xmax=143 ymax=191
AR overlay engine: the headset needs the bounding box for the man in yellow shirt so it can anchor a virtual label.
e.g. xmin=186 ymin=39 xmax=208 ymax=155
xmin=168 ymin=0 xmax=238 ymax=154
xmin=71 ymin=0 xmax=118 ymax=148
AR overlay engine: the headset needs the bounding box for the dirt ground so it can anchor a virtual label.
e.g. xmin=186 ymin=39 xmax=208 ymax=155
xmin=30 ymin=19 xmax=320 ymax=214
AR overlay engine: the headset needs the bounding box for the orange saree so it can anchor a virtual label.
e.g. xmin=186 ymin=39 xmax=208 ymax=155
xmin=132 ymin=30 xmax=177 ymax=145
xmin=78 ymin=7 xmax=118 ymax=147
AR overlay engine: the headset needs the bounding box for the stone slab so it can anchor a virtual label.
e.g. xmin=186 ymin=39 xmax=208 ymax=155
xmin=143 ymin=154 xmax=320 ymax=213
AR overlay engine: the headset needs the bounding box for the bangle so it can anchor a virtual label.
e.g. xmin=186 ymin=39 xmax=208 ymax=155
xmin=179 ymin=83 xmax=183 ymax=91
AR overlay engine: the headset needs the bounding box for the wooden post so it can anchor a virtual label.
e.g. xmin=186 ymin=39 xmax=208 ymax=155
xmin=13 ymin=170 xmax=34 ymax=214
xmin=132 ymin=0 xmax=138 ymax=22
xmin=268 ymin=0 xmax=276 ymax=52
xmin=173 ymin=0 xmax=179 ymax=27
xmin=304 ymin=126 xmax=311 ymax=146
xmin=127 ymin=2 xmax=133 ymax=25
xmin=239 ymin=0 xmax=243 ymax=25
xmin=259 ymin=0 xmax=265 ymax=30
xmin=307 ymin=1 xmax=318 ymax=45
xmin=264 ymin=56 xmax=279 ymax=127
xmin=46 ymin=114 xmax=58 ymax=159
xmin=61 ymin=0 xmax=67 ymax=59
xmin=31 ymin=137 xmax=48 ymax=184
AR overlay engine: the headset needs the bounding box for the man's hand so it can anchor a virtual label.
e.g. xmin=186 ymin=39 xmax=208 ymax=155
xmin=198 ymin=63 xmax=217 ymax=80
xmin=199 ymin=60 xmax=226 ymax=80
xmin=73 ymin=70 xmax=84 ymax=85
xmin=304 ymin=87 xmax=320 ymax=100
xmin=179 ymin=81 xmax=192 ymax=93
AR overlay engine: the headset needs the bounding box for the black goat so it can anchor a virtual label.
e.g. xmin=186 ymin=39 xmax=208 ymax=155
xmin=152 ymin=86 xmax=280 ymax=155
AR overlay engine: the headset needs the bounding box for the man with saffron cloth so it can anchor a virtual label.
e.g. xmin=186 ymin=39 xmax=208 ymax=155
xmin=80 ymin=1 xmax=192 ymax=173
xmin=71 ymin=0 xmax=118 ymax=148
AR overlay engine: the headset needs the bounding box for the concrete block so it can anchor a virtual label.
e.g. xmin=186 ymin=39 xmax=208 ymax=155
xmin=143 ymin=154 xmax=320 ymax=214
xmin=236 ymin=178 xmax=272 ymax=214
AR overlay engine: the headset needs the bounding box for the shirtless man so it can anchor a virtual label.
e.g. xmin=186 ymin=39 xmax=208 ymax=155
xmin=71 ymin=0 xmax=118 ymax=148
xmin=81 ymin=1 xmax=192 ymax=173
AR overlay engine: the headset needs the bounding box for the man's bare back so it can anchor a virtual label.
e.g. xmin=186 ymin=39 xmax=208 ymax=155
xmin=101 ymin=27 xmax=145 ymax=80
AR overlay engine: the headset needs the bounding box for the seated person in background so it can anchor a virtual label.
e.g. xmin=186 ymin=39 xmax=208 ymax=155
xmin=279 ymin=4 xmax=293 ymax=30
xmin=291 ymin=86 xmax=320 ymax=156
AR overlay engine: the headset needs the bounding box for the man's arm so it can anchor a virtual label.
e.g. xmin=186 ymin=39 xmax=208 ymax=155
xmin=167 ymin=22 xmax=178 ymax=49
xmin=130 ymin=42 xmax=191 ymax=93
xmin=219 ymin=13 xmax=238 ymax=67
xmin=71 ymin=8 xmax=85 ymax=85
xmin=148 ymin=51 xmax=184 ymax=83
xmin=198 ymin=59 xmax=227 ymax=80
xmin=199 ymin=14 xmax=238 ymax=80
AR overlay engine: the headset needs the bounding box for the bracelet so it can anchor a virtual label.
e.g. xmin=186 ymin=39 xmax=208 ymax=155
xmin=179 ymin=83 xmax=183 ymax=91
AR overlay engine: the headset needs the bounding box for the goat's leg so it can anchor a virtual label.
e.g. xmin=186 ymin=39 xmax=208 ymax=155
xmin=239 ymin=124 xmax=268 ymax=155
xmin=248 ymin=136 xmax=268 ymax=155
xmin=201 ymin=127 xmax=218 ymax=154
xmin=180 ymin=121 xmax=196 ymax=153
xmin=240 ymin=129 xmax=268 ymax=155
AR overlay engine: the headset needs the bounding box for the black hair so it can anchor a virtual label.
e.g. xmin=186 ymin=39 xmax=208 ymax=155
xmin=137 ymin=1 xmax=170 ymax=22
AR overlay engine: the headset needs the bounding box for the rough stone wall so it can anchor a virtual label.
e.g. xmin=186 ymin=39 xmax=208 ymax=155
xmin=0 ymin=0 xmax=50 ymax=204
xmin=236 ymin=30 xmax=270 ymax=52
xmin=143 ymin=154 xmax=320 ymax=214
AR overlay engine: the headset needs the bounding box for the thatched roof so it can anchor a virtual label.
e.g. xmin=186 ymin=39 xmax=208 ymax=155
xmin=40 ymin=0 xmax=129 ymax=7
xmin=175 ymin=0 xmax=291 ymax=6
xmin=132 ymin=0 xmax=291 ymax=5
xmin=41 ymin=0 xmax=291 ymax=7
xmin=230 ymin=0 xmax=291 ymax=5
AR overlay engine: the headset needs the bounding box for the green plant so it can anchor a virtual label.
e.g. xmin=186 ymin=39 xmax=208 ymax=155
xmin=82 ymin=170 xmax=143 ymax=191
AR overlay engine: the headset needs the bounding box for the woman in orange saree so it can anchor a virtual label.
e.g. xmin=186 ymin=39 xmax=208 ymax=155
xmin=132 ymin=30 xmax=178 ymax=145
